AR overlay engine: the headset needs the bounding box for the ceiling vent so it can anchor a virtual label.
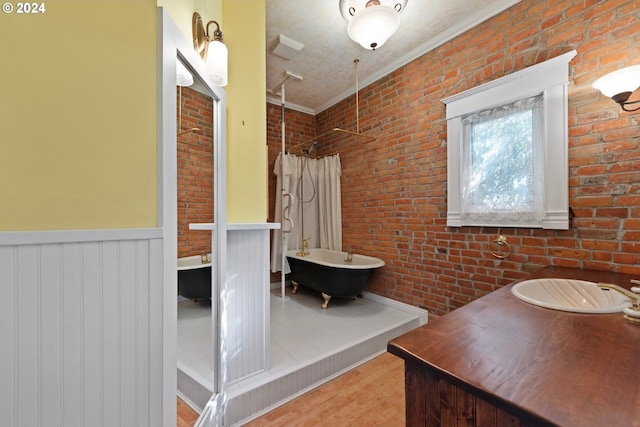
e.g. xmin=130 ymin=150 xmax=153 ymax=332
xmin=271 ymin=34 xmax=304 ymax=60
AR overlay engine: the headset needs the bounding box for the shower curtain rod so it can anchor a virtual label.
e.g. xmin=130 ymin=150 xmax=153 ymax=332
xmin=286 ymin=128 xmax=376 ymax=155
xmin=286 ymin=59 xmax=376 ymax=155
xmin=285 ymin=149 xmax=339 ymax=159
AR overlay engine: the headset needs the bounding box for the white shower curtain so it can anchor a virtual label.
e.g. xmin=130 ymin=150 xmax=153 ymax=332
xmin=271 ymin=153 xmax=342 ymax=273
xmin=318 ymin=155 xmax=342 ymax=250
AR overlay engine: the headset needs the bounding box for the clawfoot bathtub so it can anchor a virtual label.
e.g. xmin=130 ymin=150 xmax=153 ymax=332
xmin=177 ymin=253 xmax=212 ymax=300
xmin=286 ymin=248 xmax=384 ymax=309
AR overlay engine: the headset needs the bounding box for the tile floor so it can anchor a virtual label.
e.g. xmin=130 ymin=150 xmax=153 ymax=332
xmin=177 ymin=285 xmax=426 ymax=425
xmin=177 ymin=297 xmax=214 ymax=388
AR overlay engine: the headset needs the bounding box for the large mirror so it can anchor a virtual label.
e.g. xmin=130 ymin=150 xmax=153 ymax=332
xmin=161 ymin=10 xmax=227 ymax=427
xmin=176 ymin=57 xmax=222 ymax=420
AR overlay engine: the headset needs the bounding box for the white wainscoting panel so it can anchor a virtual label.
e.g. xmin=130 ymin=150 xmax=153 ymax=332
xmin=0 ymin=229 xmax=164 ymax=427
xmin=225 ymin=227 xmax=271 ymax=384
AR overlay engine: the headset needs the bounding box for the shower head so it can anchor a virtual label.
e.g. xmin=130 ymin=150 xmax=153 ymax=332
xmin=302 ymin=141 xmax=318 ymax=155
xmin=269 ymin=70 xmax=303 ymax=95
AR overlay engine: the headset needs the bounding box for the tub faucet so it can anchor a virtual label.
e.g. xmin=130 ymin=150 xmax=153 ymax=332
xmin=297 ymin=238 xmax=310 ymax=256
xmin=344 ymin=248 xmax=354 ymax=263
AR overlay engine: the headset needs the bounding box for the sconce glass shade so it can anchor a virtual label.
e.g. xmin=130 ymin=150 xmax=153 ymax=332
xmin=592 ymin=65 xmax=640 ymax=97
xmin=347 ymin=4 xmax=399 ymax=50
xmin=206 ymin=39 xmax=228 ymax=87
xmin=176 ymin=61 xmax=194 ymax=87
xmin=192 ymin=13 xmax=228 ymax=87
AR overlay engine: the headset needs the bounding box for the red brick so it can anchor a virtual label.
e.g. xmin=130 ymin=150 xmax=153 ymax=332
xmin=178 ymin=87 xmax=214 ymax=258
xmin=266 ymin=0 xmax=640 ymax=317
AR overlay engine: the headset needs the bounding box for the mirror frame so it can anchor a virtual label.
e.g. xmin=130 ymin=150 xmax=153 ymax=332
xmin=159 ymin=8 xmax=227 ymax=427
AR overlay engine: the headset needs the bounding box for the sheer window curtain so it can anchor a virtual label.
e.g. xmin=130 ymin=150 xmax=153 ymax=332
xmin=460 ymin=95 xmax=545 ymax=223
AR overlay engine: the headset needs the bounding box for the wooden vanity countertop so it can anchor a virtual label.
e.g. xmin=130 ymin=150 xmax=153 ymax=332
xmin=388 ymin=266 xmax=640 ymax=427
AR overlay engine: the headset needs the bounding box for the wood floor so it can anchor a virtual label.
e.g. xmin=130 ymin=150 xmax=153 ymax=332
xmin=247 ymin=352 xmax=404 ymax=426
xmin=177 ymin=397 xmax=200 ymax=427
xmin=177 ymin=352 xmax=405 ymax=426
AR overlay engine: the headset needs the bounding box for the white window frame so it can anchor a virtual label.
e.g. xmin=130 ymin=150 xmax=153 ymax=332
xmin=443 ymin=50 xmax=576 ymax=230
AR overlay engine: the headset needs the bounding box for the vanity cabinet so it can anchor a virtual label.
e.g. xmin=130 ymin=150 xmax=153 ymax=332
xmin=404 ymin=359 xmax=535 ymax=427
xmin=389 ymin=266 xmax=640 ymax=427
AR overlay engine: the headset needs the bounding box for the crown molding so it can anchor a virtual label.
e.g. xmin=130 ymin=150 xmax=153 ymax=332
xmin=266 ymin=94 xmax=316 ymax=115
xmin=314 ymin=0 xmax=523 ymax=114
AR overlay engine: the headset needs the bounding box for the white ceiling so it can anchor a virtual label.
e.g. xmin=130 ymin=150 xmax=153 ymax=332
xmin=266 ymin=0 xmax=521 ymax=115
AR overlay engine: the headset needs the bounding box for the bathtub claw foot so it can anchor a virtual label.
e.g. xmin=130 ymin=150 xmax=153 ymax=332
xmin=291 ymin=281 xmax=299 ymax=294
xmin=321 ymin=292 xmax=331 ymax=309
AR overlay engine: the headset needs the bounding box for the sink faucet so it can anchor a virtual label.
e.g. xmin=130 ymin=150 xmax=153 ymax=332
xmin=598 ymin=281 xmax=640 ymax=323
xmin=597 ymin=282 xmax=640 ymax=307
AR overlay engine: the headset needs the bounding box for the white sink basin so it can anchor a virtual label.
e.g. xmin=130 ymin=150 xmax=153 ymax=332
xmin=511 ymin=278 xmax=632 ymax=313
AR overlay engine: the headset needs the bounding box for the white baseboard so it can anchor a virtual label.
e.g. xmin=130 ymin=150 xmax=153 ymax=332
xmin=362 ymin=291 xmax=428 ymax=325
xmin=269 ymin=282 xmax=429 ymax=325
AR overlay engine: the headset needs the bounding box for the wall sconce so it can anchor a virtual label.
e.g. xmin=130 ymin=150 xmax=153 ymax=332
xmin=592 ymin=65 xmax=640 ymax=112
xmin=176 ymin=61 xmax=194 ymax=87
xmin=339 ymin=0 xmax=407 ymax=50
xmin=192 ymin=12 xmax=228 ymax=87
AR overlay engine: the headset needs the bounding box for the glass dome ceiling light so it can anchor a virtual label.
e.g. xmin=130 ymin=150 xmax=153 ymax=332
xmin=339 ymin=0 xmax=408 ymax=50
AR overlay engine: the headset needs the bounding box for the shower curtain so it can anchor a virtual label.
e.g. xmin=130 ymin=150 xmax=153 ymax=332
xmin=271 ymin=153 xmax=342 ymax=273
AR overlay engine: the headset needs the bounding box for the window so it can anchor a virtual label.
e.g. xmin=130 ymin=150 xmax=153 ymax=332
xmin=443 ymin=50 xmax=576 ymax=229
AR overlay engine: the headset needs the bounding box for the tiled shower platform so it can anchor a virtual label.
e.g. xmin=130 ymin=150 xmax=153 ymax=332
xmin=177 ymin=286 xmax=427 ymax=426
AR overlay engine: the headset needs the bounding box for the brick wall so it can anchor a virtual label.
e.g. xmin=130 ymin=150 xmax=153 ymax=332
xmin=177 ymin=86 xmax=214 ymax=258
xmin=267 ymin=0 xmax=640 ymax=316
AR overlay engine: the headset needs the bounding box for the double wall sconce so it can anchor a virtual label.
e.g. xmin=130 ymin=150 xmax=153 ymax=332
xmin=593 ymin=65 xmax=640 ymax=112
xmin=339 ymin=0 xmax=408 ymax=50
xmin=192 ymin=12 xmax=228 ymax=87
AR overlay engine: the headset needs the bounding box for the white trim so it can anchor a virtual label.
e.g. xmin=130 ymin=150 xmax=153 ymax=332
xmin=159 ymin=8 xmax=228 ymax=427
xmin=444 ymin=50 xmax=576 ymax=230
xmin=196 ymin=394 xmax=225 ymax=427
xmin=361 ymin=292 xmax=428 ymax=325
xmin=443 ymin=50 xmax=577 ymax=118
xmin=229 ymin=223 xmax=280 ymax=230
xmin=158 ymin=10 xmax=178 ymax=427
xmin=190 ymin=222 xmax=281 ymax=231
xmin=0 ymin=228 xmax=162 ymax=246
xmin=265 ymin=97 xmax=315 ymax=115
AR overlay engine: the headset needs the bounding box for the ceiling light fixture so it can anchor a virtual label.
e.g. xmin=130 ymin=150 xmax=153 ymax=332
xmin=593 ymin=65 xmax=640 ymax=112
xmin=192 ymin=12 xmax=228 ymax=87
xmin=339 ymin=0 xmax=407 ymax=50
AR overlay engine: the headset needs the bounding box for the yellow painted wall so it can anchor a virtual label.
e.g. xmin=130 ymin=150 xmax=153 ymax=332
xmin=159 ymin=0 xmax=268 ymax=223
xmin=0 ymin=1 xmax=158 ymax=230
xmin=158 ymin=0 xmax=221 ymax=41
xmin=223 ymin=0 xmax=267 ymax=223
